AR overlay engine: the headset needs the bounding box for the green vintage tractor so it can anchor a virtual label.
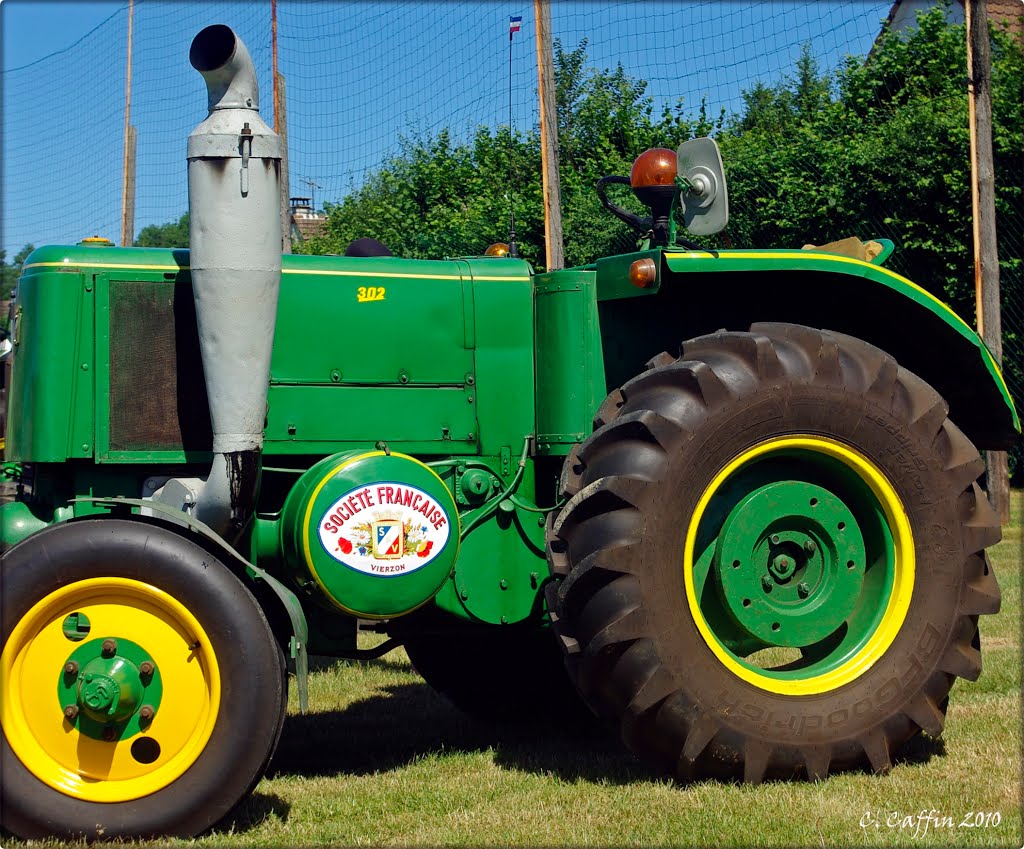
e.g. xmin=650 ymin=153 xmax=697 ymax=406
xmin=0 ymin=25 xmax=1017 ymax=840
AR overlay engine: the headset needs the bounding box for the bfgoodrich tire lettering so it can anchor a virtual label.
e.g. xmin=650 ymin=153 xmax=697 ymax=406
xmin=546 ymin=323 xmax=1001 ymax=782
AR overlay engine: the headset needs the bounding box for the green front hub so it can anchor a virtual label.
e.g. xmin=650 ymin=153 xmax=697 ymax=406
xmin=716 ymin=481 xmax=866 ymax=647
xmin=57 ymin=637 xmax=162 ymax=741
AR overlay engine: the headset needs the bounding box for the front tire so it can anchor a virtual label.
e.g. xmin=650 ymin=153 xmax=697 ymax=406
xmin=1 ymin=518 xmax=287 ymax=839
xmin=547 ymin=324 xmax=1001 ymax=782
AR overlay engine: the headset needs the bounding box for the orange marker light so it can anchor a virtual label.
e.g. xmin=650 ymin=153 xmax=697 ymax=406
xmin=629 ymin=258 xmax=657 ymax=289
xmin=484 ymin=242 xmax=510 ymax=257
xmin=630 ymin=148 xmax=677 ymax=189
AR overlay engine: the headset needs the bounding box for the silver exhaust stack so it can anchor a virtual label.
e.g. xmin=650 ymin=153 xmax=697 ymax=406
xmin=187 ymin=25 xmax=282 ymax=537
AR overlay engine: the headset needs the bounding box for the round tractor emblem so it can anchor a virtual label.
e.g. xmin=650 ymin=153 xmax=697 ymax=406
xmin=318 ymin=482 xmax=451 ymax=577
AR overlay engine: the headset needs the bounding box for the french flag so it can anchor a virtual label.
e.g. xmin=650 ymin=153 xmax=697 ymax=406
xmin=509 ymin=15 xmax=522 ymax=34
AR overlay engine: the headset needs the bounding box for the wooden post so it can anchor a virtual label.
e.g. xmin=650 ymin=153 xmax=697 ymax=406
xmin=272 ymin=0 xmax=279 ymax=132
xmin=272 ymin=0 xmax=291 ymax=253
xmin=966 ymin=0 xmax=1008 ymax=523
xmin=123 ymin=125 xmax=137 ymax=245
xmin=534 ymin=0 xmax=564 ymax=271
xmin=120 ymin=0 xmax=135 ymax=246
xmin=276 ymin=73 xmax=291 ymax=252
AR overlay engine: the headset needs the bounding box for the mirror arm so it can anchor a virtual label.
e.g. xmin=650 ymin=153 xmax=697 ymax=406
xmin=595 ymin=176 xmax=645 ymax=231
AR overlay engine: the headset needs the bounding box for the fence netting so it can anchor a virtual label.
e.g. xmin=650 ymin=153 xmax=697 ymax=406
xmin=2 ymin=0 xmax=1021 ymax=447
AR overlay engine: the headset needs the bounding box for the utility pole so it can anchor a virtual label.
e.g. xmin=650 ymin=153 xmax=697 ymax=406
xmin=272 ymin=0 xmax=292 ymax=254
xmin=120 ymin=0 xmax=136 ymax=246
xmin=534 ymin=0 xmax=563 ymax=270
xmin=966 ymin=0 xmax=1008 ymax=523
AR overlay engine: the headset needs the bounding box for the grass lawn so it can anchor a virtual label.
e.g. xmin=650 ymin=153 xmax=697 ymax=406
xmin=8 ymin=494 xmax=1022 ymax=848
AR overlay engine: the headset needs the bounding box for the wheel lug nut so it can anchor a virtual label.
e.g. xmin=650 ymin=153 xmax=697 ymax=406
xmin=139 ymin=705 xmax=155 ymax=722
xmin=770 ymin=534 xmax=781 ymax=545
xmin=804 ymin=539 xmax=817 ymax=554
xmin=139 ymin=661 xmax=154 ymax=677
xmin=63 ymin=705 xmax=79 ymax=720
xmin=761 ymin=575 xmax=774 ymax=592
xmin=798 ymin=581 xmax=811 ymax=598
xmin=101 ymin=638 xmax=117 ymax=657
xmin=64 ymin=661 xmax=79 ymax=676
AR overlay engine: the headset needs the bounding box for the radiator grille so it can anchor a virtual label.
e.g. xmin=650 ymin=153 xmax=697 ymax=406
xmin=108 ymin=279 xmax=211 ymax=452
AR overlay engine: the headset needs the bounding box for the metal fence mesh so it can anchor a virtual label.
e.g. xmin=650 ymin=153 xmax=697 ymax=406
xmin=2 ymin=0 xmax=1021 ymax=441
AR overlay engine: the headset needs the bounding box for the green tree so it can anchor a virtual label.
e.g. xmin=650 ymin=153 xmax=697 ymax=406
xmin=134 ymin=213 xmax=189 ymax=248
xmin=1 ymin=244 xmax=33 ymax=331
xmin=300 ymin=40 xmax=721 ymax=269
xmin=720 ymin=8 xmax=1023 ymax=478
xmin=1 ymin=244 xmax=35 ymax=299
xmin=294 ymin=13 xmax=1022 ymax=473
xmin=721 ymin=9 xmax=1022 ymax=319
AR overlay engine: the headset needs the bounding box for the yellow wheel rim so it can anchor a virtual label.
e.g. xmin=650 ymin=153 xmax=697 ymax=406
xmin=1 ymin=578 xmax=221 ymax=802
xmin=683 ymin=435 xmax=915 ymax=696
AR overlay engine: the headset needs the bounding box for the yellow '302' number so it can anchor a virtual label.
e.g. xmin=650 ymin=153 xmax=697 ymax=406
xmin=357 ymin=286 xmax=386 ymax=302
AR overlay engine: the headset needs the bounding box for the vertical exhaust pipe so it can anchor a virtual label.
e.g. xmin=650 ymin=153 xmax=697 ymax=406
xmin=187 ymin=25 xmax=282 ymax=537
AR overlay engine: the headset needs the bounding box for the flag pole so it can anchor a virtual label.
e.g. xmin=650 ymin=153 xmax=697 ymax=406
xmin=507 ymin=17 xmax=518 ymax=257
xmin=119 ymin=0 xmax=135 ymax=246
xmin=534 ymin=0 xmax=563 ymax=270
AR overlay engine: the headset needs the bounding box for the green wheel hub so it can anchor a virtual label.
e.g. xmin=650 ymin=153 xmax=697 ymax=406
xmin=57 ymin=637 xmax=163 ymax=741
xmin=688 ymin=436 xmax=913 ymax=692
xmin=716 ymin=481 xmax=866 ymax=647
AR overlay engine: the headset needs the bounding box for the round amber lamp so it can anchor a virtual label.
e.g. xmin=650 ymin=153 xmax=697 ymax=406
xmin=629 ymin=258 xmax=657 ymax=289
xmin=630 ymin=148 xmax=677 ymax=189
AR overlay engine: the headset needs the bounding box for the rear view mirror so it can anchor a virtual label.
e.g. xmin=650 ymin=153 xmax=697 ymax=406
xmin=677 ymin=137 xmax=729 ymax=236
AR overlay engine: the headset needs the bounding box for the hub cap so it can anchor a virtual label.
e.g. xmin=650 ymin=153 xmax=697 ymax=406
xmin=0 ymin=578 xmax=220 ymax=802
xmin=58 ymin=637 xmax=163 ymax=739
xmin=716 ymin=480 xmax=866 ymax=646
xmin=684 ymin=435 xmax=915 ymax=695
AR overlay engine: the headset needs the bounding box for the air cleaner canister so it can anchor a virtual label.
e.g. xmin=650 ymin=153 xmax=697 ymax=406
xmin=281 ymin=451 xmax=460 ymax=618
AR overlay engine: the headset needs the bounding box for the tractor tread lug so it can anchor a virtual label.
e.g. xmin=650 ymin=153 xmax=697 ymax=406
xmin=859 ymin=732 xmax=892 ymax=774
xmin=593 ymin=389 xmax=627 ymax=429
xmin=960 ymin=561 xmax=1001 ymax=615
xmin=742 ymin=740 xmax=773 ymax=784
xmin=645 ymin=351 xmax=677 ymax=370
xmin=680 ymin=715 xmax=719 ymax=762
xmin=801 ymin=746 xmax=831 ymax=781
xmin=938 ymin=638 xmax=982 ymax=681
xmin=903 ymin=693 xmax=946 ymax=738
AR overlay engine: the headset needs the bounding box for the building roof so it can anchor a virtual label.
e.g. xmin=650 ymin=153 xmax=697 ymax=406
xmin=292 ymin=215 xmax=327 ymax=241
xmin=882 ymin=0 xmax=1023 ymax=41
xmin=988 ymin=0 xmax=1024 ymax=39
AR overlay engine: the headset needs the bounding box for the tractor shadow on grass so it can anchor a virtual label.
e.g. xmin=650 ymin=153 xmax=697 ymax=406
xmin=267 ymin=674 xmax=949 ymax=785
xmin=267 ymin=680 xmax=659 ymax=785
xmin=217 ymin=791 xmax=292 ymax=833
xmin=892 ymin=731 xmax=947 ymax=768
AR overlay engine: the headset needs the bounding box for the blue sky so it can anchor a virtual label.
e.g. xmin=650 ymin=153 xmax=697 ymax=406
xmin=1 ymin=1 xmax=894 ymax=257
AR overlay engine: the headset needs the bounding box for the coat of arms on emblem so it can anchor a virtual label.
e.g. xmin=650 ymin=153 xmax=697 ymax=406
xmin=331 ymin=510 xmax=438 ymax=564
xmin=372 ymin=519 xmax=404 ymax=559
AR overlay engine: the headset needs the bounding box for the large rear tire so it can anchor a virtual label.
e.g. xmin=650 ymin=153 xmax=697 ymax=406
xmin=1 ymin=518 xmax=287 ymax=839
xmin=547 ymin=324 xmax=1001 ymax=781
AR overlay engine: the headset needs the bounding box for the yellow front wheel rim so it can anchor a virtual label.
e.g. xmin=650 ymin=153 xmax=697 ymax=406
xmin=683 ymin=435 xmax=915 ymax=696
xmin=1 ymin=578 xmax=221 ymax=802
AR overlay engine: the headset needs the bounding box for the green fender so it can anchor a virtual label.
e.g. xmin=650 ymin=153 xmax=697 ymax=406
xmin=593 ymin=248 xmax=1019 ymax=450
